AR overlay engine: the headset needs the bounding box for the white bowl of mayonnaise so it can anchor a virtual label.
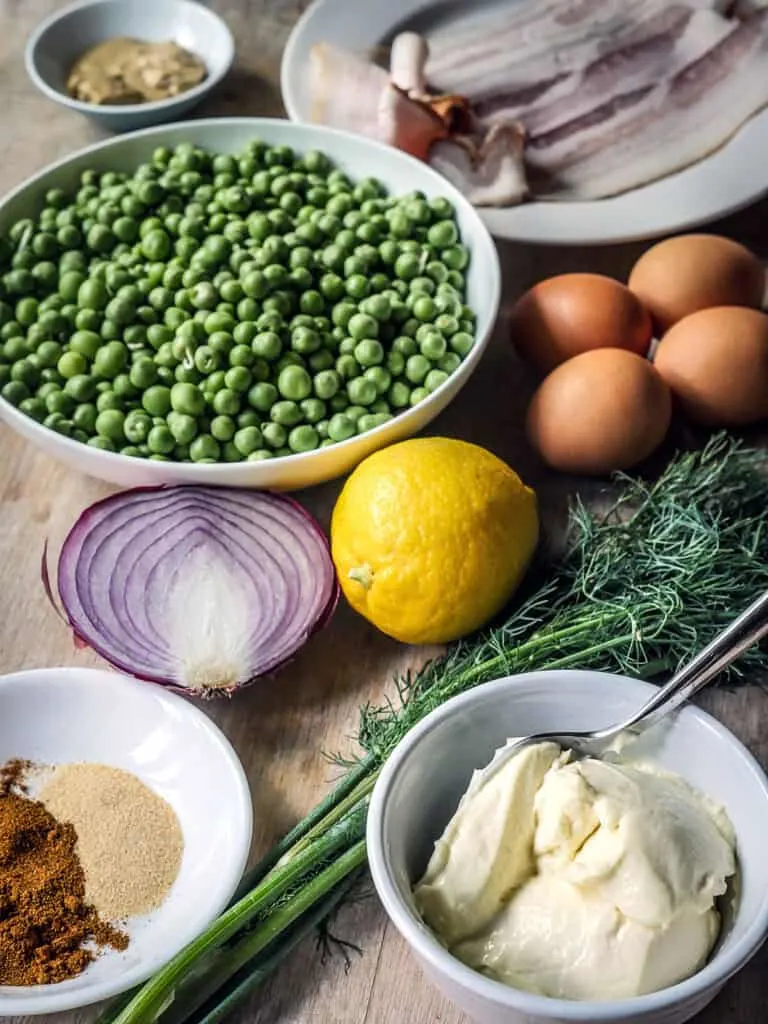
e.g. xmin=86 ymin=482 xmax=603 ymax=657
xmin=367 ymin=669 xmax=768 ymax=1024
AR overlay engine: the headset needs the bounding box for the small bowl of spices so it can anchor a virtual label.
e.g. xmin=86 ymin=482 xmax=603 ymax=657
xmin=25 ymin=0 xmax=234 ymax=132
xmin=0 ymin=666 xmax=252 ymax=1014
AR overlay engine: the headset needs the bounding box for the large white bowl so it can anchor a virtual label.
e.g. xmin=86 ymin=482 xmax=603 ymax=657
xmin=367 ymin=670 xmax=768 ymax=1024
xmin=0 ymin=667 xmax=253 ymax=1015
xmin=25 ymin=0 xmax=235 ymax=133
xmin=0 ymin=118 xmax=500 ymax=491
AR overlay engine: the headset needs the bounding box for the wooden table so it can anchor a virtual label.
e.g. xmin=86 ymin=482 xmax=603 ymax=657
xmin=2 ymin=2 xmax=768 ymax=1022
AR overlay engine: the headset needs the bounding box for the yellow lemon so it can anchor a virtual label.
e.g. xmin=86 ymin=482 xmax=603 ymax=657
xmin=330 ymin=437 xmax=539 ymax=644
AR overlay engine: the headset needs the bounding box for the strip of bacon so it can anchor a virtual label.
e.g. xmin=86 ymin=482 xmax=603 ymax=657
xmin=525 ymin=10 xmax=768 ymax=198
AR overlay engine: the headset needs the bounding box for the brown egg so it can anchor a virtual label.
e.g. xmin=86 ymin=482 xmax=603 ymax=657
xmin=510 ymin=273 xmax=653 ymax=374
xmin=628 ymin=235 xmax=765 ymax=334
xmin=653 ymin=306 xmax=768 ymax=426
xmin=526 ymin=349 xmax=671 ymax=475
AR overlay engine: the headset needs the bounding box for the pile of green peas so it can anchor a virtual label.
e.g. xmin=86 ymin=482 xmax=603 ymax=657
xmin=0 ymin=140 xmax=475 ymax=462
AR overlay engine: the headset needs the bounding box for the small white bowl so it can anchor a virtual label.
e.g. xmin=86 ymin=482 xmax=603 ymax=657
xmin=0 ymin=666 xmax=253 ymax=1015
xmin=367 ymin=670 xmax=768 ymax=1024
xmin=0 ymin=118 xmax=500 ymax=491
xmin=25 ymin=0 xmax=235 ymax=133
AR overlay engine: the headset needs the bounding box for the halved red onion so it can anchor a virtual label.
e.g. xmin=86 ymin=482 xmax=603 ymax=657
xmin=54 ymin=487 xmax=339 ymax=695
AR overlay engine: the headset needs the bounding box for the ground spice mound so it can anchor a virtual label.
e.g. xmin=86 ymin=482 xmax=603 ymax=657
xmin=40 ymin=764 xmax=183 ymax=920
xmin=0 ymin=775 xmax=127 ymax=986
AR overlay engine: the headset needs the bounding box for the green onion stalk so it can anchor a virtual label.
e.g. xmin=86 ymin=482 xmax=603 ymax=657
xmin=100 ymin=434 xmax=768 ymax=1024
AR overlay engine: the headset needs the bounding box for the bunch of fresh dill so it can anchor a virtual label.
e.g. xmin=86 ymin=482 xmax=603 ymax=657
xmin=101 ymin=433 xmax=768 ymax=1024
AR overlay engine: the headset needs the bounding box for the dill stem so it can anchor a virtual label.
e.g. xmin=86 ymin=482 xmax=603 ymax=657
xmin=418 ymin=608 xmax=630 ymax=704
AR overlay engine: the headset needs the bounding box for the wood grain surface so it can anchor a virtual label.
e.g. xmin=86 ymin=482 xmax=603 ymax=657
xmin=1 ymin=3 xmax=767 ymax=1022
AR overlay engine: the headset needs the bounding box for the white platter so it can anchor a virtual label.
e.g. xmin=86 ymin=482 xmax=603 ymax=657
xmin=281 ymin=0 xmax=768 ymax=245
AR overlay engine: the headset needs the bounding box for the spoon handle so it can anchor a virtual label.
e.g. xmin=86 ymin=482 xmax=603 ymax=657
xmin=613 ymin=588 xmax=768 ymax=737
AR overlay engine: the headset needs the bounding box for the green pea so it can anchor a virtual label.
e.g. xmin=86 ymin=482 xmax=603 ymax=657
xmin=277 ymin=364 xmax=312 ymax=401
xmin=247 ymin=331 xmax=280 ymax=362
xmin=194 ymin=346 xmax=220 ymax=374
xmin=36 ymin=340 xmax=63 ymax=368
xmin=427 ymin=220 xmax=459 ymax=248
xmin=15 ymin=297 xmax=37 ymax=327
xmin=10 ymin=359 xmax=39 ymax=388
xmin=354 ymin=339 xmax=384 ymax=367
xmin=63 ymin=374 xmax=96 ymax=402
xmin=299 ymin=397 xmax=326 ymax=424
xmin=363 ymin=366 xmax=391 ymax=395
xmin=290 ymin=326 xmax=321 ymax=355
xmin=419 ymin=330 xmax=447 ymax=361
xmin=142 ymin=385 xmax=172 ymax=416
xmin=261 ymin=422 xmax=287 ymax=449
xmin=57 ymin=351 xmax=87 ymax=379
xmin=336 ymin=353 xmax=360 ymax=381
xmin=221 ymin=366 xmax=250 ymax=393
xmin=412 ymin=295 xmax=437 ymax=323
xmin=410 ymin=385 xmax=430 ymax=406
xmin=361 ymin=294 xmax=391 ymax=322
xmin=270 ymin=399 xmax=302 ymax=426
xmin=348 ymin=312 xmax=379 ymax=341
xmin=58 ymin=270 xmax=86 ymax=302
xmin=87 ymin=435 xmax=116 ymax=452
xmin=346 ymin=377 xmax=377 ymax=406
xmin=442 ymin=245 xmax=469 ymax=271
xmin=18 ymin=396 xmax=45 ymax=421
xmin=42 ymin=388 xmax=72 ymax=417
xmin=230 ymin=425 xmax=261 ymax=455
xmin=247 ymin=381 xmax=278 ymax=412
xmin=313 ymin=369 xmax=340 ymax=400
xmin=167 ymin=411 xmax=198 ymax=444
xmin=93 ymin=341 xmax=128 ymax=379
xmin=209 ymin=414 xmax=235 ymax=442
xmin=388 ymin=381 xmax=411 ymax=408
xmin=438 ymin=352 xmax=461 ymax=374
xmin=212 ymin=388 xmax=240 ymax=416
xmin=345 ymin=274 xmax=369 ymax=300
xmin=86 ymin=224 xmax=115 ymax=254
xmin=141 ymin=229 xmax=172 ymax=261
xmin=95 ymin=408 xmax=125 ymax=442
xmin=170 ymin=381 xmax=205 ymax=416
xmin=123 ymin=410 xmax=152 ymax=444
xmin=286 ymin=424 xmax=318 ymax=452
xmin=327 ymin=413 xmax=356 ymax=442
xmin=405 ymin=353 xmax=433 ymax=384
xmin=450 ymin=332 xmax=474 ymax=357
xmin=96 ymin=390 xmax=122 ymax=413
xmin=205 ymin=311 xmax=236 ymax=336
xmin=147 ymin=424 xmax=175 ymax=454
xmin=424 ymin=369 xmax=449 ymax=392
xmin=227 ymin=344 xmax=252 ymax=369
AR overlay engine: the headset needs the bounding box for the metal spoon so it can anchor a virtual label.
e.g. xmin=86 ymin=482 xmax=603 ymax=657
xmin=477 ymin=588 xmax=768 ymax=787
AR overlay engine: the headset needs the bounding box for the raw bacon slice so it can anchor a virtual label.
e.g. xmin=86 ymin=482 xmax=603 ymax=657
xmin=525 ymin=9 xmax=768 ymax=198
xmin=307 ymin=42 xmax=447 ymax=160
xmin=429 ymin=123 xmax=529 ymax=206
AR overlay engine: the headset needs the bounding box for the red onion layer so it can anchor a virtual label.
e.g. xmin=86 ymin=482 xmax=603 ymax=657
xmin=55 ymin=486 xmax=339 ymax=695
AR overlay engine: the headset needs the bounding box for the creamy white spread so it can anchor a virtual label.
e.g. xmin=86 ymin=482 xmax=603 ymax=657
xmin=414 ymin=743 xmax=736 ymax=1001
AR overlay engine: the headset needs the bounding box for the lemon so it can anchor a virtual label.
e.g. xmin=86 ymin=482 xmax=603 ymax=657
xmin=330 ymin=437 xmax=539 ymax=644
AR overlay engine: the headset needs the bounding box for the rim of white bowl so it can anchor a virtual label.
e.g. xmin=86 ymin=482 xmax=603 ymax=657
xmin=367 ymin=669 xmax=768 ymax=1021
xmin=0 ymin=666 xmax=253 ymax=1014
xmin=0 ymin=117 xmax=500 ymax=479
xmin=24 ymin=0 xmax=235 ymax=117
